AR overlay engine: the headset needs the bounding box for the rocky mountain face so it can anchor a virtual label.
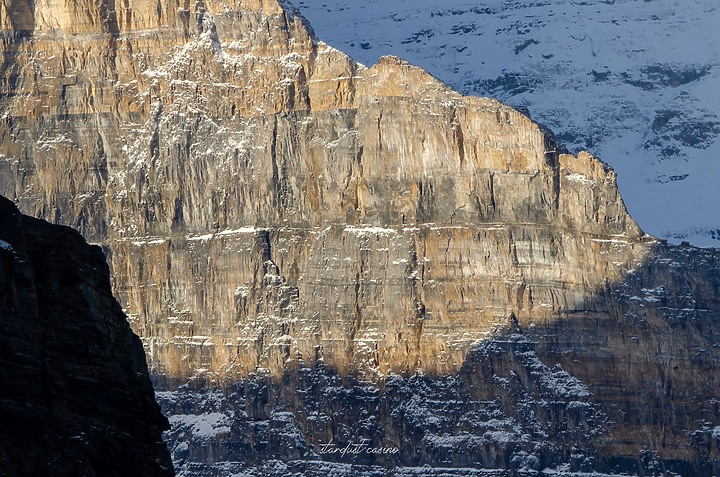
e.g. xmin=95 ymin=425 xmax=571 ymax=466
xmin=0 ymin=196 xmax=173 ymax=476
xmin=156 ymin=239 xmax=720 ymax=477
xmin=1 ymin=0 xmax=720 ymax=476
xmin=294 ymin=0 xmax=720 ymax=247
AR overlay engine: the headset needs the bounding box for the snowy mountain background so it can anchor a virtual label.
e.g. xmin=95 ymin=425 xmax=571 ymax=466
xmin=292 ymin=0 xmax=720 ymax=247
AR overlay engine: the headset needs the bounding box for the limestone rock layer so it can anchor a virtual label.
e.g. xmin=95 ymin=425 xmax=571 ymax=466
xmin=1 ymin=0 xmax=719 ymax=475
xmin=0 ymin=0 xmax=642 ymax=379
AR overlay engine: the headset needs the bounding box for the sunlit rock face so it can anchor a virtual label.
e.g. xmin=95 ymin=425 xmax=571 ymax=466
xmin=0 ymin=0 xmax=642 ymax=381
xmin=1 ymin=1 xmax=720 ymax=475
xmin=294 ymin=0 xmax=720 ymax=248
xmin=153 ymin=239 xmax=720 ymax=477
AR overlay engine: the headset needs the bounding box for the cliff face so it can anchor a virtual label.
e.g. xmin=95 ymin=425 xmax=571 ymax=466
xmin=1 ymin=0 xmax=720 ymax=475
xmin=0 ymin=0 xmax=643 ymax=380
xmin=155 ymin=240 xmax=720 ymax=477
xmin=0 ymin=196 xmax=174 ymax=476
xmin=294 ymin=0 xmax=720 ymax=247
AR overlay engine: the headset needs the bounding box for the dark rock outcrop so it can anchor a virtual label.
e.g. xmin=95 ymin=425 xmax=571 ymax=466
xmin=0 ymin=196 xmax=173 ymax=476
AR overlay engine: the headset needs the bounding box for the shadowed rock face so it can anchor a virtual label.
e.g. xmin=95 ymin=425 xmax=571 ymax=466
xmin=1 ymin=0 xmax=720 ymax=475
xmin=0 ymin=196 xmax=173 ymax=476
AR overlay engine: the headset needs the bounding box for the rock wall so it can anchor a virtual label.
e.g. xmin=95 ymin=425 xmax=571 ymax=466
xmin=155 ymin=241 xmax=720 ymax=476
xmin=1 ymin=0 xmax=720 ymax=475
xmin=0 ymin=0 xmax=643 ymax=381
xmin=0 ymin=196 xmax=174 ymax=476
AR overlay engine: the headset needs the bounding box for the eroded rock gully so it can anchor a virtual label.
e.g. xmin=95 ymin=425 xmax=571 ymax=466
xmin=1 ymin=0 xmax=719 ymax=475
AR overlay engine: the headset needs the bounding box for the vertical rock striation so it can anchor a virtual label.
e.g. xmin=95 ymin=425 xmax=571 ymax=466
xmin=0 ymin=0 xmax=644 ymax=381
xmin=0 ymin=196 xmax=173 ymax=476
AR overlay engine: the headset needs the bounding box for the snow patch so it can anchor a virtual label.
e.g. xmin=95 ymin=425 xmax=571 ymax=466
xmin=345 ymin=225 xmax=398 ymax=236
xmin=169 ymin=412 xmax=232 ymax=439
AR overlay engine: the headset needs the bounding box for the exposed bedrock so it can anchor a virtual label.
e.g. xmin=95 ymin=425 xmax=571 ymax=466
xmin=1 ymin=0 xmax=719 ymax=475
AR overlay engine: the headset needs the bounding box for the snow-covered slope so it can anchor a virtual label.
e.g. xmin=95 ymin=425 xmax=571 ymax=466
xmin=293 ymin=0 xmax=720 ymax=247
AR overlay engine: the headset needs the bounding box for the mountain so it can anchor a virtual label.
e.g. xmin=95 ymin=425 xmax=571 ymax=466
xmin=293 ymin=0 xmax=720 ymax=247
xmin=0 ymin=196 xmax=173 ymax=476
xmin=1 ymin=0 xmax=720 ymax=476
